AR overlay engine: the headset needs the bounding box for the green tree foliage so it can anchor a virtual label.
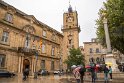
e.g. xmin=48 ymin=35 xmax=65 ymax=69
xmin=64 ymin=48 xmax=85 ymax=69
xmin=96 ymin=0 xmax=124 ymax=54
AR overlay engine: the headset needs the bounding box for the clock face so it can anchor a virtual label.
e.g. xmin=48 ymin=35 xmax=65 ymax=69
xmin=67 ymin=17 xmax=73 ymax=23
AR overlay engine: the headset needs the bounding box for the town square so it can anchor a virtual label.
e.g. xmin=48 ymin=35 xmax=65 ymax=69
xmin=0 ymin=0 xmax=124 ymax=83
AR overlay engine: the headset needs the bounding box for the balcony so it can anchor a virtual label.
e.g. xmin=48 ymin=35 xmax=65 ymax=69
xmin=61 ymin=25 xmax=80 ymax=32
xmin=18 ymin=47 xmax=37 ymax=55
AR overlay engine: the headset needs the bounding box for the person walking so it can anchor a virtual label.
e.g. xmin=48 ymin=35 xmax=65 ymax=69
xmin=74 ymin=70 xmax=81 ymax=83
xmin=72 ymin=65 xmax=81 ymax=83
xmin=25 ymin=68 xmax=29 ymax=78
xmin=90 ymin=64 xmax=96 ymax=83
xmin=79 ymin=65 xmax=86 ymax=83
xmin=95 ymin=65 xmax=98 ymax=80
xmin=23 ymin=68 xmax=27 ymax=81
xmin=109 ymin=66 xmax=112 ymax=80
xmin=103 ymin=65 xmax=109 ymax=83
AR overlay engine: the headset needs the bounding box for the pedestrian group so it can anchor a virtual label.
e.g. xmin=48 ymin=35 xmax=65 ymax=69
xmin=72 ymin=64 xmax=112 ymax=83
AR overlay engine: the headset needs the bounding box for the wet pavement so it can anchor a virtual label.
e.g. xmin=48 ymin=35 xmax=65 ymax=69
xmin=0 ymin=75 xmax=62 ymax=83
xmin=0 ymin=73 xmax=124 ymax=83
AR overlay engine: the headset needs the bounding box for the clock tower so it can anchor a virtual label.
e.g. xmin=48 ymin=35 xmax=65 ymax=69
xmin=61 ymin=5 xmax=80 ymax=70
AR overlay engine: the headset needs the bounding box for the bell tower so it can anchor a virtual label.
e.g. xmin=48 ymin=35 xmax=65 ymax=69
xmin=61 ymin=4 xmax=80 ymax=69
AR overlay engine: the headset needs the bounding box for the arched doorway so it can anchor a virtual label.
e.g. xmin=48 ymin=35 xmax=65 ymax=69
xmin=23 ymin=59 xmax=30 ymax=71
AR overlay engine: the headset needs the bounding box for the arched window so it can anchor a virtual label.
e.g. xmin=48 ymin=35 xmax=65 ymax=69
xmin=96 ymin=57 xmax=100 ymax=64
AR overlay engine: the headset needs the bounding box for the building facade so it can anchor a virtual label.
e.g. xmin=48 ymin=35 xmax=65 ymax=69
xmin=83 ymin=38 xmax=107 ymax=65
xmin=61 ymin=5 xmax=80 ymax=69
xmin=0 ymin=1 xmax=63 ymax=75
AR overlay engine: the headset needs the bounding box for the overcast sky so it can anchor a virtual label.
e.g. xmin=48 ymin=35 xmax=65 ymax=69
xmin=4 ymin=0 xmax=106 ymax=46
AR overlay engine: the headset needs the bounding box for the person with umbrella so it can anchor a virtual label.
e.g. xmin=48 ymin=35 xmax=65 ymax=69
xmin=71 ymin=65 xmax=81 ymax=83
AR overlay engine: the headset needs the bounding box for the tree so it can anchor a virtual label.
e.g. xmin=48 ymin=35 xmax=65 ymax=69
xmin=96 ymin=0 xmax=124 ymax=54
xmin=64 ymin=48 xmax=85 ymax=70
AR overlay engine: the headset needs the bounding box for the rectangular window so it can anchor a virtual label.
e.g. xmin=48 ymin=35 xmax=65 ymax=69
xmin=0 ymin=55 xmax=6 ymax=68
xmin=51 ymin=34 xmax=56 ymax=41
xmin=41 ymin=60 xmax=45 ymax=69
xmin=69 ymin=40 xmax=71 ymax=44
xmin=51 ymin=61 xmax=54 ymax=70
xmin=25 ymin=35 xmax=30 ymax=48
xmin=1 ymin=31 xmax=9 ymax=42
xmin=96 ymin=48 xmax=100 ymax=53
xmin=51 ymin=47 xmax=55 ymax=56
xmin=5 ymin=13 xmax=13 ymax=23
xmin=32 ymin=39 xmax=36 ymax=49
xmin=42 ymin=44 xmax=46 ymax=53
xmin=89 ymin=48 xmax=93 ymax=53
xmin=42 ymin=30 xmax=46 ymax=37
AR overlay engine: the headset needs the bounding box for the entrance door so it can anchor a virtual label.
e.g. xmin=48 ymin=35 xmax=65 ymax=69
xmin=23 ymin=59 xmax=30 ymax=71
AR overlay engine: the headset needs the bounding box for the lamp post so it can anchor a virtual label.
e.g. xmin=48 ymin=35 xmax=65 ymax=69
xmin=34 ymin=51 xmax=38 ymax=79
xmin=58 ymin=51 xmax=63 ymax=72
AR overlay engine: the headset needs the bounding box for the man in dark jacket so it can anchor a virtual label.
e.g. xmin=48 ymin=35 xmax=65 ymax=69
xmin=103 ymin=65 xmax=109 ymax=83
xmin=90 ymin=64 xmax=96 ymax=83
xmin=79 ymin=65 xmax=86 ymax=83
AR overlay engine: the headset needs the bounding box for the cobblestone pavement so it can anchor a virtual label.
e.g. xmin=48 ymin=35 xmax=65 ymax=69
xmin=0 ymin=73 xmax=124 ymax=83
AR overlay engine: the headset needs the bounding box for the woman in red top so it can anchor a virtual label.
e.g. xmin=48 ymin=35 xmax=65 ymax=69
xmin=95 ymin=65 xmax=99 ymax=79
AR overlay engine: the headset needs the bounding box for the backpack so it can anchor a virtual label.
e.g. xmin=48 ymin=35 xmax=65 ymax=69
xmin=79 ymin=67 xmax=86 ymax=75
xmin=90 ymin=66 xmax=95 ymax=72
xmin=104 ymin=67 xmax=109 ymax=73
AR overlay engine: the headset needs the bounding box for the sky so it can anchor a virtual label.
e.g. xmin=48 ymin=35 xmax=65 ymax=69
xmin=3 ymin=0 xmax=106 ymax=46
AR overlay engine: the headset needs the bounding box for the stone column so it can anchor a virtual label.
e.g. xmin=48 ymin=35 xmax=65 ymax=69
xmin=103 ymin=17 xmax=117 ymax=71
xmin=103 ymin=18 xmax=112 ymax=53
xmin=18 ymin=56 xmax=22 ymax=73
xmin=31 ymin=57 xmax=35 ymax=75
xmin=20 ymin=56 xmax=24 ymax=73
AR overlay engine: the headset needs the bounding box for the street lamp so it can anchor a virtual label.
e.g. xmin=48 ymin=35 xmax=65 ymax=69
xmin=58 ymin=51 xmax=63 ymax=72
xmin=34 ymin=51 xmax=38 ymax=79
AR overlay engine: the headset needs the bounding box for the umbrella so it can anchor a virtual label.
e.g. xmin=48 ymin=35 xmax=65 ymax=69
xmin=85 ymin=65 xmax=91 ymax=68
xmin=96 ymin=64 xmax=100 ymax=67
xmin=71 ymin=65 xmax=77 ymax=69
xmin=73 ymin=66 xmax=81 ymax=74
xmin=74 ymin=66 xmax=81 ymax=71
xmin=105 ymin=62 xmax=112 ymax=66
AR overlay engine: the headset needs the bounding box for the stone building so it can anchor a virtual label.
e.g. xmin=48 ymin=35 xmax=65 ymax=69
xmin=0 ymin=0 xmax=63 ymax=75
xmin=0 ymin=1 xmax=80 ymax=75
xmin=83 ymin=38 xmax=107 ymax=65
